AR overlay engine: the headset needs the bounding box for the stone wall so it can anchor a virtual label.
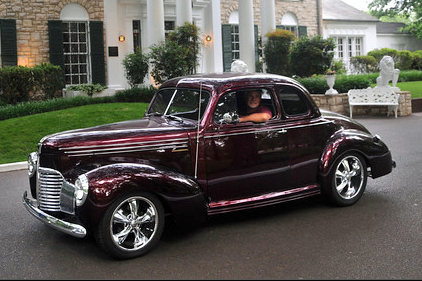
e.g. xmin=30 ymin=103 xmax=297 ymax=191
xmin=0 ymin=0 xmax=104 ymax=67
xmin=311 ymin=91 xmax=412 ymax=117
xmin=220 ymin=0 xmax=321 ymax=36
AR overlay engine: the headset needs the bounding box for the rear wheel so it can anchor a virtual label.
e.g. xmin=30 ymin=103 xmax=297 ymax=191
xmin=95 ymin=191 xmax=165 ymax=259
xmin=326 ymin=153 xmax=367 ymax=206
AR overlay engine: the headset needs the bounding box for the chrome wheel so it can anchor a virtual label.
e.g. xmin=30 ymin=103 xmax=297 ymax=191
xmin=327 ymin=153 xmax=367 ymax=206
xmin=96 ymin=192 xmax=164 ymax=259
xmin=334 ymin=155 xmax=365 ymax=200
xmin=111 ymin=196 xmax=158 ymax=252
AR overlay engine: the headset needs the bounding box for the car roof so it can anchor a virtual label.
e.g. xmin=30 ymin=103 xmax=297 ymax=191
xmin=159 ymin=72 xmax=304 ymax=94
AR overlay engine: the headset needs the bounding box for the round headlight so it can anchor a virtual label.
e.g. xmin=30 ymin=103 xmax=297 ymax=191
xmin=74 ymin=174 xmax=89 ymax=207
xmin=27 ymin=152 xmax=38 ymax=177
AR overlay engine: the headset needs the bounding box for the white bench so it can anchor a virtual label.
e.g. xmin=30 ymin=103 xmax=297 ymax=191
xmin=348 ymin=87 xmax=400 ymax=118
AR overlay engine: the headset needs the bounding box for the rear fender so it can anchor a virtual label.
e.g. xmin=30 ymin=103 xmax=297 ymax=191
xmin=319 ymin=129 xmax=381 ymax=178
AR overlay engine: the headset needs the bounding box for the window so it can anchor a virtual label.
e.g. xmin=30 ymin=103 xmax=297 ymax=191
xmin=231 ymin=25 xmax=240 ymax=60
xmin=278 ymin=86 xmax=308 ymax=117
xmin=62 ymin=22 xmax=89 ymax=85
xmin=165 ymin=21 xmax=175 ymax=40
xmin=148 ymin=88 xmax=210 ymax=121
xmin=213 ymin=89 xmax=275 ymax=123
xmin=49 ymin=3 xmax=105 ymax=86
xmin=331 ymin=36 xmax=363 ymax=71
xmin=133 ymin=20 xmax=141 ymax=52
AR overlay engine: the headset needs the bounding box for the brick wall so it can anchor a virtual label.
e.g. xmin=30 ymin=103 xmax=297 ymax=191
xmin=220 ymin=0 xmax=321 ymax=36
xmin=0 ymin=0 xmax=104 ymax=67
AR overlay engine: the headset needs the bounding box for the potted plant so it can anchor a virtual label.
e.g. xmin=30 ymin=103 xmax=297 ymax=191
xmin=325 ymin=69 xmax=338 ymax=95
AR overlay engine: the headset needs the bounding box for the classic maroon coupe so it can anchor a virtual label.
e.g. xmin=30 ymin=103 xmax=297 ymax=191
xmin=23 ymin=73 xmax=395 ymax=259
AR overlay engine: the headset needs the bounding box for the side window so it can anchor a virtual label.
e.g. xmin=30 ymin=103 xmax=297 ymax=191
xmin=213 ymin=89 xmax=276 ymax=123
xmin=278 ymin=86 xmax=309 ymax=117
xmin=213 ymin=92 xmax=239 ymax=123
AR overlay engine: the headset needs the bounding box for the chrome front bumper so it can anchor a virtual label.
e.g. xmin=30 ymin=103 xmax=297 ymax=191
xmin=22 ymin=191 xmax=87 ymax=238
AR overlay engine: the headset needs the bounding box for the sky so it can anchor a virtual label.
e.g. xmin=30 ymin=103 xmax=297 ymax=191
xmin=341 ymin=0 xmax=372 ymax=11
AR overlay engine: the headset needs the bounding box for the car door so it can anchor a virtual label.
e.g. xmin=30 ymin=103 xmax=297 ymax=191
xmin=204 ymin=88 xmax=290 ymax=207
xmin=277 ymin=84 xmax=330 ymax=189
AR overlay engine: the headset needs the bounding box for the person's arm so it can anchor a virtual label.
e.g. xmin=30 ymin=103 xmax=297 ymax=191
xmin=239 ymin=112 xmax=271 ymax=123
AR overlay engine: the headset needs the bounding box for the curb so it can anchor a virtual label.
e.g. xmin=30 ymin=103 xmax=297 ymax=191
xmin=0 ymin=161 xmax=27 ymax=173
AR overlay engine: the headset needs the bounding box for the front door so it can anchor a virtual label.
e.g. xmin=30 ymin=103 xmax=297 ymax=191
xmin=204 ymin=89 xmax=290 ymax=210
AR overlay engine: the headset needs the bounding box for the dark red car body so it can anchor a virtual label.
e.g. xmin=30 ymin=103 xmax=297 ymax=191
xmin=23 ymin=73 xmax=395 ymax=259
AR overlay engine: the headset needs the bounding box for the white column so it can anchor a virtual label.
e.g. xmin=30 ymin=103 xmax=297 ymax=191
xmin=147 ymin=0 xmax=165 ymax=49
xmin=238 ymin=0 xmax=255 ymax=72
xmin=176 ymin=0 xmax=192 ymax=26
xmin=260 ymin=0 xmax=275 ymax=46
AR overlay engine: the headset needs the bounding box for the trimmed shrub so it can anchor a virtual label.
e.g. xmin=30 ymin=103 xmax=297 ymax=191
xmin=263 ymin=29 xmax=296 ymax=76
xmin=0 ymin=66 xmax=35 ymax=104
xmin=290 ymin=35 xmax=336 ymax=77
xmin=350 ymin=55 xmax=377 ymax=73
xmin=122 ymin=51 xmax=149 ymax=87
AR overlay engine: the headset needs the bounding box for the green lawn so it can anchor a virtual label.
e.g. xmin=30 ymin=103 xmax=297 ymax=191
xmin=396 ymin=81 xmax=422 ymax=98
xmin=0 ymin=102 xmax=149 ymax=165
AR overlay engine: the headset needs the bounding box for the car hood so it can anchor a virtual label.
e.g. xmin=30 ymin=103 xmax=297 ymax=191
xmin=40 ymin=116 xmax=196 ymax=149
xmin=320 ymin=109 xmax=370 ymax=134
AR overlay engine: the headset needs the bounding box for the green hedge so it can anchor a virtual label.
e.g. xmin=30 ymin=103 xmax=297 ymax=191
xmin=0 ymin=63 xmax=63 ymax=105
xmin=296 ymin=70 xmax=422 ymax=94
xmin=0 ymin=86 xmax=156 ymax=121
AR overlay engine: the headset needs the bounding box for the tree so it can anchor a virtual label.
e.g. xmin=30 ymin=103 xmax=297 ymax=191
xmin=369 ymin=0 xmax=422 ymax=39
xmin=289 ymin=35 xmax=336 ymax=77
xmin=149 ymin=41 xmax=189 ymax=85
xmin=167 ymin=22 xmax=200 ymax=74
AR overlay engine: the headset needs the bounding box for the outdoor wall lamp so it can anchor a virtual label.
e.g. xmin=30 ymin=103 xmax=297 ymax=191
xmin=119 ymin=35 xmax=125 ymax=42
xmin=205 ymin=35 xmax=212 ymax=42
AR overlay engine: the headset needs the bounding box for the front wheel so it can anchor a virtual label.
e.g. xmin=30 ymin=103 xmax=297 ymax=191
xmin=95 ymin=191 xmax=165 ymax=259
xmin=326 ymin=153 xmax=367 ymax=206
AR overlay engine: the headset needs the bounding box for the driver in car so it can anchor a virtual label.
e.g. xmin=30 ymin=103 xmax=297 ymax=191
xmin=238 ymin=90 xmax=272 ymax=123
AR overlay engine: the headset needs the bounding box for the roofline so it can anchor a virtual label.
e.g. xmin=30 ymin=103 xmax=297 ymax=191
xmin=323 ymin=19 xmax=380 ymax=23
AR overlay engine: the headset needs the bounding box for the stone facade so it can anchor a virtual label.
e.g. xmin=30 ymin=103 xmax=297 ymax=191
xmin=220 ymin=0 xmax=322 ymax=36
xmin=311 ymin=91 xmax=412 ymax=117
xmin=0 ymin=0 xmax=104 ymax=67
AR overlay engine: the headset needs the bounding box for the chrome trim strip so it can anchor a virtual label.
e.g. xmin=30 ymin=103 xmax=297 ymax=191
xmin=59 ymin=137 xmax=189 ymax=151
xmin=64 ymin=143 xmax=189 ymax=157
xmin=205 ymin=120 xmax=332 ymax=139
xmin=22 ymin=191 xmax=87 ymax=238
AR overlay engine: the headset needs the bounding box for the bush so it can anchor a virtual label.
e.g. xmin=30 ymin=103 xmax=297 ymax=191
xmin=350 ymin=55 xmax=377 ymax=74
xmin=65 ymin=83 xmax=107 ymax=96
xmin=33 ymin=63 xmax=64 ymax=99
xmin=0 ymin=64 xmax=63 ymax=105
xmin=149 ymin=41 xmax=189 ymax=85
xmin=290 ymin=35 xmax=336 ymax=77
xmin=367 ymin=48 xmax=399 ymax=65
xmin=114 ymin=86 xmax=156 ymax=103
xmin=411 ymin=50 xmax=422 ymax=70
xmin=397 ymin=50 xmax=414 ymax=70
xmin=263 ymin=29 xmax=296 ymax=76
xmin=122 ymin=51 xmax=149 ymax=87
xmin=0 ymin=66 xmax=35 ymax=104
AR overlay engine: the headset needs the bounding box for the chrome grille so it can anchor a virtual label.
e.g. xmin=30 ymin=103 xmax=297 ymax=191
xmin=37 ymin=167 xmax=63 ymax=212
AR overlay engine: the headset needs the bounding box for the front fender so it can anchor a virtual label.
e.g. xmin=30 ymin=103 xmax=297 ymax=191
xmin=80 ymin=163 xmax=207 ymax=225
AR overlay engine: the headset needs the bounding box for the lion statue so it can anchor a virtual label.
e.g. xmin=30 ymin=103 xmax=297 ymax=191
xmin=376 ymin=55 xmax=400 ymax=88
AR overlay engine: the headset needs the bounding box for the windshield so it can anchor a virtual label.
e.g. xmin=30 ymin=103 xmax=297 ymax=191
xmin=148 ymin=88 xmax=211 ymax=121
